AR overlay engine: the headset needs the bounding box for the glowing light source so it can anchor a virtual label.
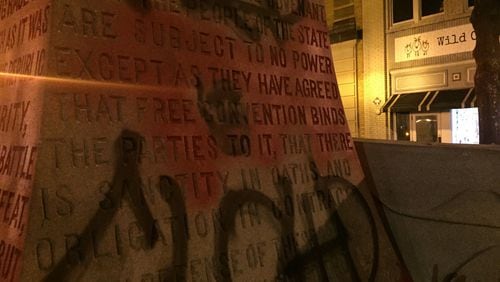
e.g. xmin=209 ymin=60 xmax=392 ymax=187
xmin=0 ymin=72 xmax=181 ymax=92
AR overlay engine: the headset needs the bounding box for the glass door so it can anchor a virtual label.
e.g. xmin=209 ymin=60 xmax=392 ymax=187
xmin=411 ymin=114 xmax=440 ymax=142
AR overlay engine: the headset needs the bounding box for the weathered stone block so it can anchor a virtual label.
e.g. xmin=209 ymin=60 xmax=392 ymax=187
xmin=0 ymin=1 xmax=404 ymax=281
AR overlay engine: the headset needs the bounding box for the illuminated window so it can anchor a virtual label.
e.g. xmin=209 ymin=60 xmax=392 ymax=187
xmin=421 ymin=0 xmax=443 ymax=16
xmin=452 ymin=108 xmax=479 ymax=144
xmin=393 ymin=0 xmax=413 ymax=23
xmin=415 ymin=114 xmax=438 ymax=142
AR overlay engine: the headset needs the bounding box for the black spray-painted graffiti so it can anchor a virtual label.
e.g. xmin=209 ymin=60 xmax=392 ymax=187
xmin=41 ymin=129 xmax=379 ymax=281
xmin=39 ymin=1 xmax=372 ymax=280
xmin=212 ymin=167 xmax=379 ymax=282
xmin=194 ymin=71 xmax=380 ymax=281
xmin=42 ymin=130 xmax=159 ymax=281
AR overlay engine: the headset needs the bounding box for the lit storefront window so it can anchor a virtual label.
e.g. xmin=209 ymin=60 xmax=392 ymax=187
xmin=452 ymin=108 xmax=479 ymax=144
xmin=415 ymin=114 xmax=439 ymax=142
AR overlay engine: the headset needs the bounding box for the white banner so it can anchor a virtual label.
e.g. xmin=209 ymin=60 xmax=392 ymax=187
xmin=394 ymin=24 xmax=476 ymax=63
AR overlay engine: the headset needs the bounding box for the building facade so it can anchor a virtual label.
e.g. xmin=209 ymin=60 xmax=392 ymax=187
xmin=328 ymin=0 xmax=478 ymax=143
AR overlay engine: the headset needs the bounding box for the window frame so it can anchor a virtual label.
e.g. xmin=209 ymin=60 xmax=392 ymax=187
xmin=420 ymin=0 xmax=444 ymax=19
xmin=391 ymin=0 xmax=415 ymax=25
xmin=411 ymin=113 xmax=441 ymax=142
xmin=389 ymin=0 xmax=446 ymax=28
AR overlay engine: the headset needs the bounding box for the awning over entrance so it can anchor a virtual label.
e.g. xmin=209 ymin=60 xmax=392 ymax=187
xmin=382 ymin=91 xmax=432 ymax=113
xmin=382 ymin=88 xmax=475 ymax=113
xmin=427 ymin=88 xmax=475 ymax=111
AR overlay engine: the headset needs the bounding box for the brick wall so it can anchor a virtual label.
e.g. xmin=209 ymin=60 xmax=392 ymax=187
xmin=361 ymin=0 xmax=388 ymax=139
